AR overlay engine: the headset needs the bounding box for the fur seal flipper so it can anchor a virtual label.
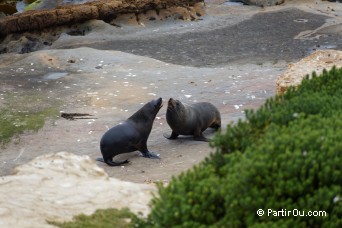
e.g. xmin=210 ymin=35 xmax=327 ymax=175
xmin=166 ymin=98 xmax=221 ymax=142
xmin=96 ymin=157 xmax=129 ymax=166
xmin=98 ymin=98 xmax=163 ymax=166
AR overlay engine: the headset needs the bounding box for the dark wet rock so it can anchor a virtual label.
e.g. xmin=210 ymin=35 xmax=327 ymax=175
xmin=230 ymin=0 xmax=285 ymax=6
xmin=74 ymin=8 xmax=338 ymax=66
xmin=66 ymin=29 xmax=86 ymax=36
xmin=0 ymin=31 xmax=57 ymax=54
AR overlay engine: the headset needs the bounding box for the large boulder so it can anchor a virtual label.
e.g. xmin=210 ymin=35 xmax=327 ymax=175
xmin=0 ymin=152 xmax=156 ymax=227
xmin=276 ymin=50 xmax=342 ymax=95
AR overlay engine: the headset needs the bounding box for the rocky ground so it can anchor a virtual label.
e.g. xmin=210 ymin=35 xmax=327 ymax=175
xmin=0 ymin=0 xmax=342 ymax=226
xmin=1 ymin=0 xmax=342 ymax=182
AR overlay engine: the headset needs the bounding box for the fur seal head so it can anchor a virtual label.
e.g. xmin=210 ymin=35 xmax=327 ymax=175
xmin=166 ymin=98 xmax=185 ymax=122
xmin=129 ymin=97 xmax=163 ymax=124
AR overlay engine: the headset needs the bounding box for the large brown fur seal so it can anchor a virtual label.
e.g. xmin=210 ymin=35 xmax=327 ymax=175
xmin=165 ymin=98 xmax=221 ymax=142
xmin=97 ymin=97 xmax=163 ymax=166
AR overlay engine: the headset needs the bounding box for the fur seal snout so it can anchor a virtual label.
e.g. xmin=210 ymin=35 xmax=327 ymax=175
xmin=97 ymin=97 xmax=163 ymax=166
xmin=165 ymin=98 xmax=221 ymax=142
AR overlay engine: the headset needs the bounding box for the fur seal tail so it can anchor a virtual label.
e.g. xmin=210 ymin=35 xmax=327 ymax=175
xmin=96 ymin=157 xmax=129 ymax=166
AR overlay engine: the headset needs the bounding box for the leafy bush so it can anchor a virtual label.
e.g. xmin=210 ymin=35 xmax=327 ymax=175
xmin=137 ymin=67 xmax=342 ymax=227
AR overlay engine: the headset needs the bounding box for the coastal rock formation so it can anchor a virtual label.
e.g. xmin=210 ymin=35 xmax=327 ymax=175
xmin=0 ymin=152 xmax=157 ymax=227
xmin=276 ymin=50 xmax=342 ymax=95
xmin=0 ymin=0 xmax=203 ymax=37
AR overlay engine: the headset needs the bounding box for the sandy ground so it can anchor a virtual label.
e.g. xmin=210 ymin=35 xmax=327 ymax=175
xmin=0 ymin=0 xmax=342 ymax=183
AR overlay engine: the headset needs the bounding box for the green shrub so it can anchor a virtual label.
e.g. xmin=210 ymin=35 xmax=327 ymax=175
xmin=48 ymin=208 xmax=138 ymax=228
xmin=138 ymin=67 xmax=342 ymax=227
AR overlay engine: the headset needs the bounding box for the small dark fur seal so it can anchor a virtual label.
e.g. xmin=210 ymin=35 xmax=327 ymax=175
xmin=97 ymin=97 xmax=163 ymax=166
xmin=165 ymin=98 xmax=221 ymax=142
